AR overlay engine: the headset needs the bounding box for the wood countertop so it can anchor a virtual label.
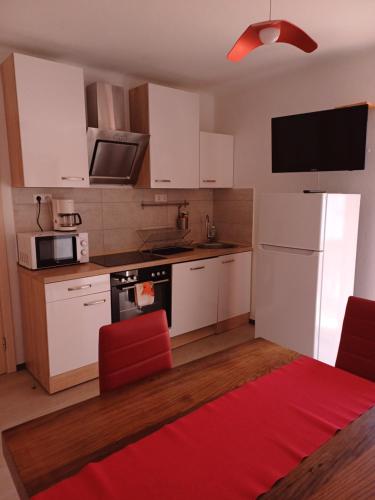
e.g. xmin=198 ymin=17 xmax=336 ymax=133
xmin=18 ymin=244 xmax=253 ymax=284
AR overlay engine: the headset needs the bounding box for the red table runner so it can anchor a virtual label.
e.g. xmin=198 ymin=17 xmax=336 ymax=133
xmin=33 ymin=356 xmax=375 ymax=500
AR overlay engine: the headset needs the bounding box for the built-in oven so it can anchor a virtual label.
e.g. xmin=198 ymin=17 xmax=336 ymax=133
xmin=110 ymin=264 xmax=171 ymax=326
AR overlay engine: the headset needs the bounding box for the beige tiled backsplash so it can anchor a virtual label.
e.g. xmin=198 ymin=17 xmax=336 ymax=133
xmin=12 ymin=187 xmax=253 ymax=255
xmin=213 ymin=188 xmax=253 ymax=244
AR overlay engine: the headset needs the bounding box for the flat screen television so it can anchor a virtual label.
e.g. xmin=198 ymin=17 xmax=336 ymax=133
xmin=272 ymin=104 xmax=368 ymax=173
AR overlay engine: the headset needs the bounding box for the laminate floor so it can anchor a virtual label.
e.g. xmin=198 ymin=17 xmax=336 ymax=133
xmin=0 ymin=324 xmax=254 ymax=499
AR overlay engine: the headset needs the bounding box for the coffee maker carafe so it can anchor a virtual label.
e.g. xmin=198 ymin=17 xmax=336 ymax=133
xmin=52 ymin=199 xmax=82 ymax=232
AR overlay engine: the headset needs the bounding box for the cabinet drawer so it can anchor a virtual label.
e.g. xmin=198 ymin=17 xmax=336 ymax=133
xmin=45 ymin=274 xmax=110 ymax=302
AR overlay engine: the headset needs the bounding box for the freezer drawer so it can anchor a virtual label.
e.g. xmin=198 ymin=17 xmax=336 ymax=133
xmin=255 ymin=244 xmax=323 ymax=357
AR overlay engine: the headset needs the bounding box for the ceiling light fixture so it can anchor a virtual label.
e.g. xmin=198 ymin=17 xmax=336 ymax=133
xmin=227 ymin=0 xmax=318 ymax=61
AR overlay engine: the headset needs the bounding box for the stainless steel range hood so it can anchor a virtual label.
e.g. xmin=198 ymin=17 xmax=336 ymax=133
xmin=86 ymin=82 xmax=149 ymax=185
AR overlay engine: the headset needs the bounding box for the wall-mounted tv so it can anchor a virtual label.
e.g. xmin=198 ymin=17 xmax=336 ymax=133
xmin=272 ymin=104 xmax=368 ymax=173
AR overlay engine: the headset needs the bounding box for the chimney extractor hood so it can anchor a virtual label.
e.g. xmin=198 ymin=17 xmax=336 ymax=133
xmin=86 ymin=82 xmax=149 ymax=185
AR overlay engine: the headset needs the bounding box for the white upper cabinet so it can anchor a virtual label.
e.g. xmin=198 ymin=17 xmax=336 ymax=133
xmin=1 ymin=53 xmax=89 ymax=187
xmin=200 ymin=132 xmax=234 ymax=188
xmin=129 ymin=83 xmax=200 ymax=188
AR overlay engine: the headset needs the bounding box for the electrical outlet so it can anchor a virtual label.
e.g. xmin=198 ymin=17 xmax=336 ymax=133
xmin=33 ymin=193 xmax=52 ymax=204
xmin=154 ymin=194 xmax=167 ymax=203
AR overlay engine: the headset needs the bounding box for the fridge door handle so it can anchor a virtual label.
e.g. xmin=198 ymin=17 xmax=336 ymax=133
xmin=259 ymin=244 xmax=320 ymax=256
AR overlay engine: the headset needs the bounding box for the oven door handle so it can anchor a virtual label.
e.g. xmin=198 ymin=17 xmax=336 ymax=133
xmin=117 ymin=278 xmax=170 ymax=291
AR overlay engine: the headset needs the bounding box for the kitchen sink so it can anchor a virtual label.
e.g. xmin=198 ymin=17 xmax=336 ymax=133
xmin=197 ymin=242 xmax=238 ymax=249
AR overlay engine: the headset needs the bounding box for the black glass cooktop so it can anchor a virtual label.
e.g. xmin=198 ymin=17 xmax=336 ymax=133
xmin=90 ymin=251 xmax=165 ymax=267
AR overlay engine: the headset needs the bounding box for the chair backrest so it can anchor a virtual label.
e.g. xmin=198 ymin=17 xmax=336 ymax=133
xmin=99 ymin=309 xmax=172 ymax=394
xmin=335 ymin=296 xmax=375 ymax=381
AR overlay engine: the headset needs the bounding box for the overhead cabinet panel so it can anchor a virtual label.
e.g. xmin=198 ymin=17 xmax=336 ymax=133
xmin=129 ymin=83 xmax=200 ymax=188
xmin=1 ymin=53 xmax=89 ymax=187
xmin=200 ymin=132 xmax=234 ymax=188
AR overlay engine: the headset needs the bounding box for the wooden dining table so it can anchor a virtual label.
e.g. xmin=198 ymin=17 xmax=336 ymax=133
xmin=2 ymin=338 xmax=375 ymax=499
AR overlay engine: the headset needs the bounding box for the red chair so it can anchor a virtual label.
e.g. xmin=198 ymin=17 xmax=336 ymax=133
xmin=335 ymin=296 xmax=375 ymax=381
xmin=99 ymin=310 xmax=172 ymax=394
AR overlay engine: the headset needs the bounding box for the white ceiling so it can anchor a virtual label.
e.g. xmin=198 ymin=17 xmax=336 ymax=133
xmin=1 ymin=0 xmax=375 ymax=90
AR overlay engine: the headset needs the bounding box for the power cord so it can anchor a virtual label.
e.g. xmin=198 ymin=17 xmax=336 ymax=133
xmin=36 ymin=195 xmax=43 ymax=231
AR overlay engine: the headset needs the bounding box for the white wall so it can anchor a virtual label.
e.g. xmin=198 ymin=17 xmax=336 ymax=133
xmin=214 ymin=48 xmax=375 ymax=310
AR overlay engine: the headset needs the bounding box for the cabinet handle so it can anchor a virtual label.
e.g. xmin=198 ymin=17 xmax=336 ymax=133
xmin=202 ymin=179 xmax=217 ymax=183
xmin=61 ymin=176 xmax=85 ymax=181
xmin=84 ymin=299 xmax=106 ymax=306
xmin=154 ymin=179 xmax=171 ymax=183
xmin=222 ymin=259 xmax=235 ymax=264
xmin=190 ymin=265 xmax=205 ymax=270
xmin=68 ymin=284 xmax=92 ymax=291
xmin=119 ymin=278 xmax=170 ymax=291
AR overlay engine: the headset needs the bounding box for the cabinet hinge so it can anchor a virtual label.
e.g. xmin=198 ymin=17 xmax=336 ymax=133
xmin=2 ymin=337 xmax=6 ymax=351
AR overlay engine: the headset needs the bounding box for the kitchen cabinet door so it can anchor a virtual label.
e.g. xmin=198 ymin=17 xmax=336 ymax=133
xmin=1 ymin=53 xmax=89 ymax=187
xmin=217 ymin=252 xmax=251 ymax=322
xmin=129 ymin=83 xmax=200 ymax=188
xmin=46 ymin=291 xmax=111 ymax=376
xmin=200 ymin=132 xmax=234 ymax=188
xmin=171 ymin=258 xmax=219 ymax=336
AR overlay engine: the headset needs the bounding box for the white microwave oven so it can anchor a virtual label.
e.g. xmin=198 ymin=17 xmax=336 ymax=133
xmin=17 ymin=231 xmax=89 ymax=270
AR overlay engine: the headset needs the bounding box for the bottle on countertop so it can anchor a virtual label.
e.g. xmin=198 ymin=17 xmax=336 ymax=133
xmin=177 ymin=207 xmax=189 ymax=230
xmin=205 ymin=214 xmax=217 ymax=241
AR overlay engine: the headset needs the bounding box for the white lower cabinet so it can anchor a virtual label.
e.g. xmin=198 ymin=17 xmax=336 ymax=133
xmin=217 ymin=252 xmax=251 ymax=322
xmin=171 ymin=252 xmax=252 ymax=337
xmin=45 ymin=276 xmax=111 ymax=376
xmin=171 ymin=258 xmax=219 ymax=337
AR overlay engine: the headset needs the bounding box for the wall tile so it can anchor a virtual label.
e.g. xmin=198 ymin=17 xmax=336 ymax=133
xmin=167 ymin=201 xmax=212 ymax=239
xmin=103 ymin=228 xmax=141 ymax=253
xmin=49 ymin=188 xmax=102 ymax=203
xmin=167 ymin=189 xmax=213 ymax=202
xmin=213 ymin=188 xmax=254 ymax=202
xmin=140 ymin=205 xmax=168 ymax=228
xmin=12 ymin=186 xmax=253 ymax=253
xmin=102 ymin=202 xmax=140 ymax=229
xmin=12 ymin=187 xmax=102 ymax=204
xmin=75 ymin=203 xmax=103 ymax=231
xmin=214 ymin=200 xmax=252 ymax=225
xmin=189 ymin=223 xmax=205 ymax=243
xmin=12 ymin=188 xmax=38 ymax=205
xmin=215 ymin=222 xmax=252 ymax=244
xmin=213 ymin=188 xmax=253 ymax=245
xmin=13 ymin=204 xmax=53 ymax=232
xmin=88 ymin=230 xmax=104 ymax=256
xmin=101 ymin=187 xmax=165 ymax=203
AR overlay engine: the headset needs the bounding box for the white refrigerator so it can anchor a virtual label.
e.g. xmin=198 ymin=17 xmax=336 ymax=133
xmin=255 ymin=193 xmax=360 ymax=365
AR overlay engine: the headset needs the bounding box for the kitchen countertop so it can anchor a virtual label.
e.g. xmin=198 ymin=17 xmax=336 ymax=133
xmin=18 ymin=244 xmax=253 ymax=284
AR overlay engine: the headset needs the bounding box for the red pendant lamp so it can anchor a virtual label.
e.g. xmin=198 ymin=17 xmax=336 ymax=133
xmin=227 ymin=0 xmax=318 ymax=62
